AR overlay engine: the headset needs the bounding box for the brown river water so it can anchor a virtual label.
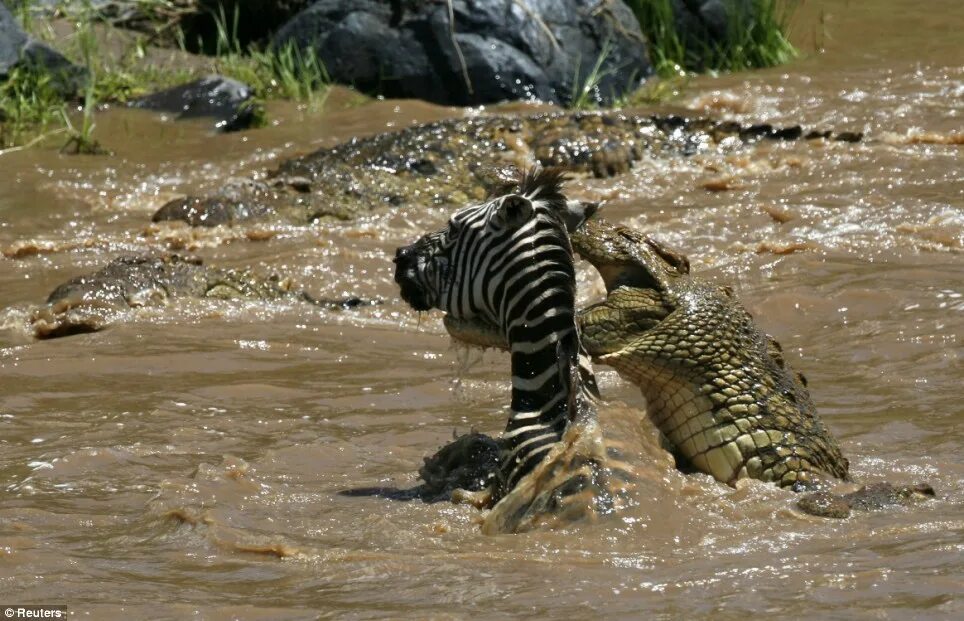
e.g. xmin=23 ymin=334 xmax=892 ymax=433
xmin=1 ymin=1 xmax=962 ymax=618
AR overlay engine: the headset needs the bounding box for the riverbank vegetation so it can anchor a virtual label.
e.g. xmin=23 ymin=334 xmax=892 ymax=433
xmin=626 ymin=0 xmax=797 ymax=76
xmin=563 ymin=0 xmax=798 ymax=110
xmin=2 ymin=0 xmax=800 ymax=151
xmin=1 ymin=2 xmax=332 ymax=152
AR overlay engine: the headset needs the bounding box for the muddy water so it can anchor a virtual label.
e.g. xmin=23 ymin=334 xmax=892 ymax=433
xmin=1 ymin=0 xmax=962 ymax=618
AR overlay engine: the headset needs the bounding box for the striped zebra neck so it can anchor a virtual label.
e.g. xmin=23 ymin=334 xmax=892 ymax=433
xmin=498 ymin=274 xmax=585 ymax=494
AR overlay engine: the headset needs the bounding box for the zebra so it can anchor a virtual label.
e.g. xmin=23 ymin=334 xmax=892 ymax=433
xmin=393 ymin=168 xmax=599 ymax=500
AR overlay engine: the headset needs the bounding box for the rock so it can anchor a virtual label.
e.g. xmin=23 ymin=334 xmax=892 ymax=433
xmin=0 ymin=3 xmax=29 ymax=77
xmin=272 ymin=0 xmax=651 ymax=107
xmin=129 ymin=75 xmax=257 ymax=132
xmin=674 ymin=0 xmax=741 ymax=44
xmin=0 ymin=2 xmax=85 ymax=95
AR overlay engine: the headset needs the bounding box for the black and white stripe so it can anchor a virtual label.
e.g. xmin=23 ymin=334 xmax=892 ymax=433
xmin=395 ymin=168 xmax=599 ymax=496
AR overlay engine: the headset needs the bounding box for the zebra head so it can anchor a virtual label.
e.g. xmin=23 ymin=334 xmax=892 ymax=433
xmin=394 ymin=168 xmax=599 ymax=496
xmin=393 ymin=167 xmax=596 ymax=327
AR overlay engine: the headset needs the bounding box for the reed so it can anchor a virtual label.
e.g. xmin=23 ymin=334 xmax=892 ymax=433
xmin=569 ymin=39 xmax=618 ymax=110
xmin=210 ymin=3 xmax=331 ymax=105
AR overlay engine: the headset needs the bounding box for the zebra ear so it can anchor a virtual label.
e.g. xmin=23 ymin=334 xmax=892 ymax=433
xmin=496 ymin=194 xmax=534 ymax=228
xmin=561 ymin=200 xmax=600 ymax=233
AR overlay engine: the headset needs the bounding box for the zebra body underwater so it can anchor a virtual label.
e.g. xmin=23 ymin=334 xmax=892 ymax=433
xmin=393 ymin=169 xmax=638 ymax=532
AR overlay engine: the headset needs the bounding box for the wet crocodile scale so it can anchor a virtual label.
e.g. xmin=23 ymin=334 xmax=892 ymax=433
xmin=152 ymin=111 xmax=857 ymax=226
xmin=571 ymin=219 xmax=851 ymax=488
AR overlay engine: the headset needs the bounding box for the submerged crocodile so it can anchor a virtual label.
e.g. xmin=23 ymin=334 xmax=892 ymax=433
xmin=443 ymin=218 xmax=934 ymax=519
xmin=153 ymin=111 xmax=861 ymax=227
xmin=28 ymin=254 xmax=367 ymax=339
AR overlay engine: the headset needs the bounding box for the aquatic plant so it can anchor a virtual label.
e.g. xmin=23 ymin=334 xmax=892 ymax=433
xmin=60 ymin=5 xmax=108 ymax=154
xmin=616 ymin=73 xmax=691 ymax=108
xmin=627 ymin=0 xmax=798 ymax=76
xmin=59 ymin=82 xmax=108 ymax=155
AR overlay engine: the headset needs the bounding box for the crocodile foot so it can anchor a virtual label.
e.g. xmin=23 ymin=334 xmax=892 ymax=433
xmin=797 ymin=482 xmax=935 ymax=519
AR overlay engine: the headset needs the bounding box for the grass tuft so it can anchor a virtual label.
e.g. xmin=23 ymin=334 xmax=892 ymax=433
xmin=627 ymin=0 xmax=798 ymax=76
xmin=569 ymin=39 xmax=618 ymax=110
xmin=209 ymin=4 xmax=331 ymax=105
xmin=616 ymin=74 xmax=691 ymax=108
xmin=0 ymin=65 xmax=65 ymax=149
xmin=1 ymin=1 xmax=335 ymax=151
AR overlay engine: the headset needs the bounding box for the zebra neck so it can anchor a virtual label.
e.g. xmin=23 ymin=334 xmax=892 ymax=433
xmin=499 ymin=318 xmax=582 ymax=491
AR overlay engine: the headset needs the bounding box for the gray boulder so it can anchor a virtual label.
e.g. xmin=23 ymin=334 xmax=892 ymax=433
xmin=0 ymin=3 xmax=28 ymax=77
xmin=0 ymin=1 xmax=84 ymax=94
xmin=129 ymin=75 xmax=257 ymax=132
xmin=272 ymin=0 xmax=651 ymax=107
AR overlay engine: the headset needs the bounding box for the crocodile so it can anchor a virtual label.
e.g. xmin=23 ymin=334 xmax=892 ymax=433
xmin=152 ymin=111 xmax=861 ymax=227
xmin=27 ymin=254 xmax=368 ymax=339
xmin=443 ymin=218 xmax=934 ymax=518
xmin=571 ymin=218 xmax=851 ymax=489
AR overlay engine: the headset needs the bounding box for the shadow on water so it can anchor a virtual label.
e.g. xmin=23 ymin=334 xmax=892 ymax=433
xmin=337 ymin=484 xmax=441 ymax=503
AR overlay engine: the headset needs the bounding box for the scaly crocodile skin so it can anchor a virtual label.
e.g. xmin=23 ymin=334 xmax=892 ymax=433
xmin=153 ymin=112 xmax=861 ymax=226
xmin=571 ymin=219 xmax=850 ymax=488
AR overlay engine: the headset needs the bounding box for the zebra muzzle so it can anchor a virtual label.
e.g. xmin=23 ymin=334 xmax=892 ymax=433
xmin=393 ymin=244 xmax=432 ymax=311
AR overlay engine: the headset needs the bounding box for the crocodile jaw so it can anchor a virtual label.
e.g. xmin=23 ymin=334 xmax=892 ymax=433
xmin=443 ymin=314 xmax=509 ymax=351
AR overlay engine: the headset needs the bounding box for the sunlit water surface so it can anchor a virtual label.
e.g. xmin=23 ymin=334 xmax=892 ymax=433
xmin=0 ymin=1 xmax=961 ymax=618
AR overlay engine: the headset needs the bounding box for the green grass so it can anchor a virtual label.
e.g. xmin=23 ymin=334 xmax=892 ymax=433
xmin=60 ymin=8 xmax=108 ymax=154
xmin=0 ymin=1 xmax=333 ymax=151
xmin=0 ymin=66 xmax=67 ymax=150
xmin=209 ymin=4 xmax=331 ymax=105
xmin=617 ymin=74 xmax=691 ymax=108
xmin=215 ymin=43 xmax=331 ymax=105
xmin=627 ymin=0 xmax=798 ymax=76
xmin=569 ymin=39 xmax=619 ymax=110
xmin=60 ymin=81 xmax=109 ymax=155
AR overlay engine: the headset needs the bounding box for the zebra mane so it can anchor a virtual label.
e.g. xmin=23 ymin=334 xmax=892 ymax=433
xmin=518 ymin=167 xmax=569 ymax=204
xmin=487 ymin=167 xmax=570 ymax=207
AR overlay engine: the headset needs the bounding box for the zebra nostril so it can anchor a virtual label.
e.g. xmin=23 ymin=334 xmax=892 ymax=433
xmin=394 ymin=245 xmax=413 ymax=264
